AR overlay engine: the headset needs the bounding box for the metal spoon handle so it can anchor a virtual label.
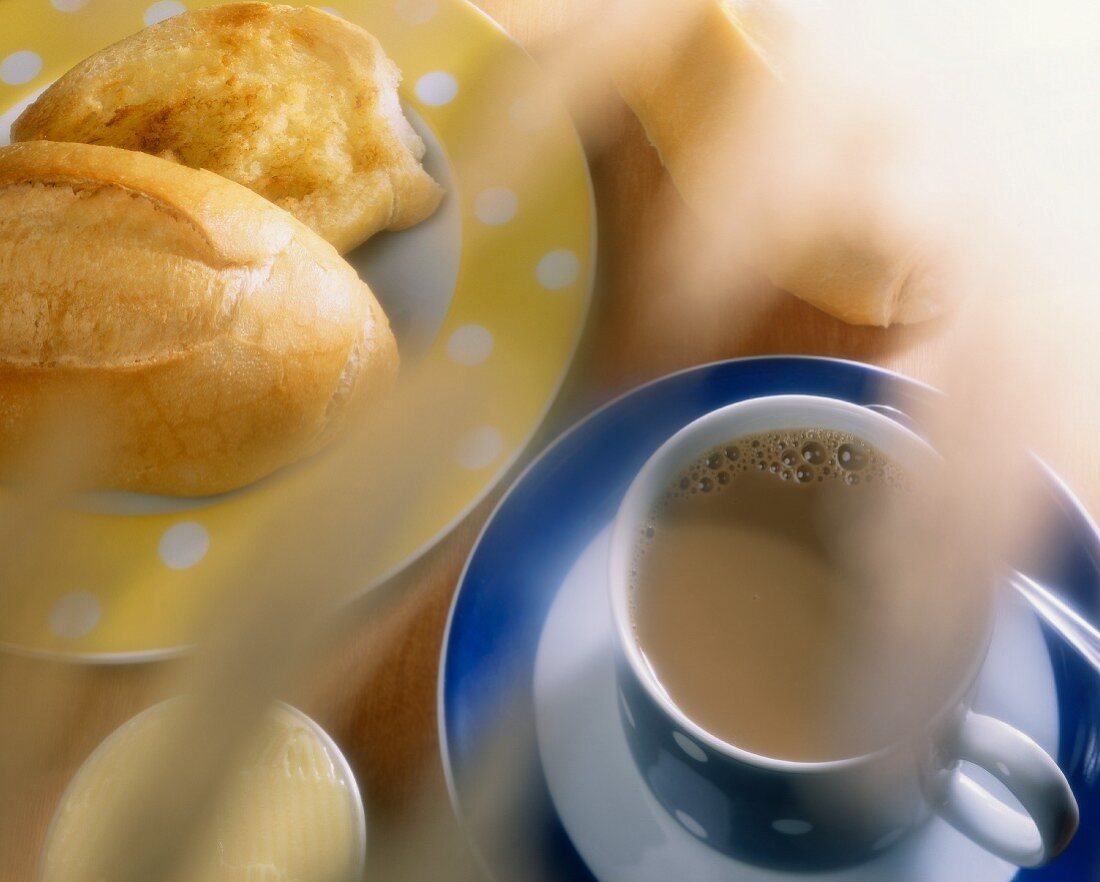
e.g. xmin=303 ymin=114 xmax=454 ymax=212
xmin=1009 ymin=571 xmax=1100 ymax=675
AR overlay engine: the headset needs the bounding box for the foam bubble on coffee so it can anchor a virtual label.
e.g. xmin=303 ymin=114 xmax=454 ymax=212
xmin=627 ymin=429 xmax=981 ymax=763
xmin=635 ymin=429 xmax=907 ymax=547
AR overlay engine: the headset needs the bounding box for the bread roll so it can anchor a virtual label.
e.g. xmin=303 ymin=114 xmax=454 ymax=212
xmin=12 ymin=2 xmax=443 ymax=254
xmin=0 ymin=140 xmax=398 ymax=496
xmin=612 ymin=0 xmax=949 ymax=326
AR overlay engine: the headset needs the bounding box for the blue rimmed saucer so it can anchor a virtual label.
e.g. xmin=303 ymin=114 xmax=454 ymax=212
xmin=439 ymin=357 xmax=1100 ymax=881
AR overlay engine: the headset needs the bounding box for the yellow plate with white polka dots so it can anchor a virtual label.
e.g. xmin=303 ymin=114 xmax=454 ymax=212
xmin=0 ymin=0 xmax=594 ymax=660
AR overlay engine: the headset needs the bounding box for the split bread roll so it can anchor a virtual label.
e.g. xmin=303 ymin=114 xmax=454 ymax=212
xmin=0 ymin=140 xmax=398 ymax=496
xmin=12 ymin=2 xmax=443 ymax=254
xmin=612 ymin=0 xmax=950 ymax=327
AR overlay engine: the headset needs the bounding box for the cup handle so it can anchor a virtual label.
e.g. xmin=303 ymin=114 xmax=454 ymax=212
xmin=934 ymin=712 xmax=1079 ymax=866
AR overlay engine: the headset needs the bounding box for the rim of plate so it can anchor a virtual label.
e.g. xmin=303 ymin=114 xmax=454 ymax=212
xmin=436 ymin=354 xmax=1099 ymax=879
xmin=0 ymin=0 xmax=597 ymax=664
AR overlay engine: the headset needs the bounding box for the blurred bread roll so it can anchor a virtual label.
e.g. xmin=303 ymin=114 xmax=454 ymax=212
xmin=0 ymin=140 xmax=398 ymax=496
xmin=612 ymin=0 xmax=951 ymax=326
xmin=12 ymin=1 xmax=443 ymax=254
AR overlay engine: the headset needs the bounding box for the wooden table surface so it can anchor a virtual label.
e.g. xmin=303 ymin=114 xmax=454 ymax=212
xmin=2 ymin=2 xmax=1097 ymax=880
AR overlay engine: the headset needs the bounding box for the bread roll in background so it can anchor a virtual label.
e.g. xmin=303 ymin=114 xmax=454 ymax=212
xmin=0 ymin=141 xmax=398 ymax=496
xmin=12 ymin=1 xmax=443 ymax=254
xmin=612 ymin=0 xmax=954 ymax=327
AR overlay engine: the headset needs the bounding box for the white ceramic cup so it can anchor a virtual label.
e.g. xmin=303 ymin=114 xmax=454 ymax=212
xmin=608 ymin=395 xmax=1079 ymax=870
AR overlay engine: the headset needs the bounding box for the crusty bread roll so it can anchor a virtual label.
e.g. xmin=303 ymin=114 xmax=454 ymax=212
xmin=612 ymin=0 xmax=949 ymax=327
xmin=11 ymin=2 xmax=443 ymax=254
xmin=0 ymin=140 xmax=398 ymax=496
xmin=612 ymin=0 xmax=776 ymax=222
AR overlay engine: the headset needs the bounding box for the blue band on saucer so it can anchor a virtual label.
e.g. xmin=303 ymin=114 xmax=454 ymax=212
xmin=440 ymin=357 xmax=1100 ymax=881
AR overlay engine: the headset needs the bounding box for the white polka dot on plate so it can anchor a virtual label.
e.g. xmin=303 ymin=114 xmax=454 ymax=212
xmin=455 ymin=427 xmax=503 ymax=471
xmin=395 ymin=0 xmax=437 ymax=23
xmin=159 ymin=521 xmax=210 ymax=570
xmin=50 ymin=0 xmax=90 ymax=11
xmin=446 ymin=324 xmax=494 ymax=365
xmin=672 ymin=730 xmax=707 ymax=763
xmin=415 ymin=71 xmax=458 ymax=106
xmin=536 ymin=249 xmax=581 ymax=290
xmin=508 ymin=95 xmax=551 ymax=132
xmin=0 ymin=51 xmax=43 ymax=86
xmin=675 ymin=809 xmax=708 ymax=839
xmin=48 ymin=592 xmax=101 ymax=639
xmin=474 ymin=187 xmax=518 ymax=225
xmin=772 ymin=819 xmax=813 ymax=835
xmin=144 ymin=0 xmax=186 ymax=26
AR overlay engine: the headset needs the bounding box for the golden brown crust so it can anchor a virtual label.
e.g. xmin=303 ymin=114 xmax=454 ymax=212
xmin=613 ymin=0 xmax=776 ymax=212
xmin=0 ymin=141 xmax=398 ymax=495
xmin=12 ymin=2 xmax=443 ymax=253
xmin=612 ymin=0 xmax=947 ymax=327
